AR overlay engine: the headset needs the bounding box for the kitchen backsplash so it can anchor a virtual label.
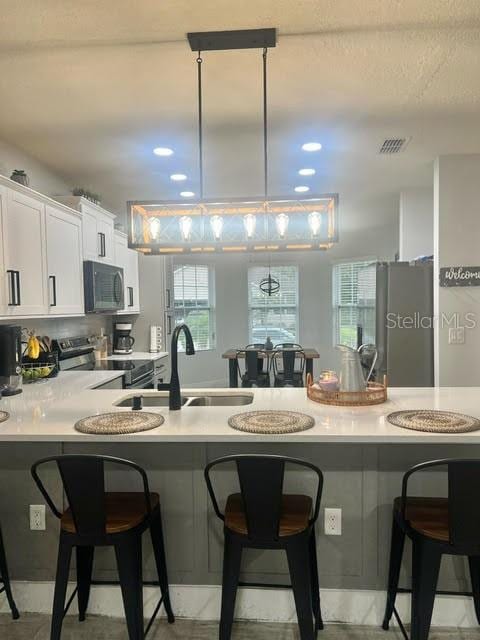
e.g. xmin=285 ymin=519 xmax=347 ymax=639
xmin=0 ymin=316 xmax=113 ymax=341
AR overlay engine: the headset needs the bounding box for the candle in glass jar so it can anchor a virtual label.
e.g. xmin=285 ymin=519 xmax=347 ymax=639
xmin=318 ymin=370 xmax=339 ymax=391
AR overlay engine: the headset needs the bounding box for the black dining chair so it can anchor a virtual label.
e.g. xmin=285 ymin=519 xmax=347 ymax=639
xmin=205 ymin=454 xmax=324 ymax=640
xmin=383 ymin=458 xmax=480 ymax=640
xmin=271 ymin=348 xmax=306 ymax=387
xmin=236 ymin=347 xmax=270 ymax=387
xmin=31 ymin=454 xmax=174 ymax=640
xmin=0 ymin=523 xmax=19 ymax=619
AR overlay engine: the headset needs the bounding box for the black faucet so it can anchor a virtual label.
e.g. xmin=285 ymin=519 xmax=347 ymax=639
xmin=169 ymin=323 xmax=195 ymax=410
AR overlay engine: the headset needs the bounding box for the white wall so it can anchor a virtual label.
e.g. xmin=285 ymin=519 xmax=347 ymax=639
xmin=132 ymin=223 xmax=398 ymax=387
xmin=399 ymin=188 xmax=433 ymax=261
xmin=434 ymin=154 xmax=480 ymax=386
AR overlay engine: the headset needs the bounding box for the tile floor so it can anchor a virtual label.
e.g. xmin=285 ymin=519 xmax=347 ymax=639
xmin=1 ymin=614 xmax=479 ymax=639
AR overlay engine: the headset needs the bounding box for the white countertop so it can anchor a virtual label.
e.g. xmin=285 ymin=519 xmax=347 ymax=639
xmin=101 ymin=351 xmax=168 ymax=361
xmin=2 ymin=373 xmax=480 ymax=443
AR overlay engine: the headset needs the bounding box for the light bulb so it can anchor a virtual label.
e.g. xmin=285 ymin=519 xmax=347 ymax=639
xmin=298 ymin=168 xmax=316 ymax=176
xmin=179 ymin=216 xmax=192 ymax=241
xmin=308 ymin=211 xmax=322 ymax=237
xmin=275 ymin=213 xmax=289 ymax=238
xmin=170 ymin=173 xmax=187 ymax=181
xmin=243 ymin=214 xmax=256 ymax=239
xmin=180 ymin=191 xmax=195 ymax=198
xmin=149 ymin=217 xmax=161 ymax=241
xmin=210 ymin=215 xmax=223 ymax=240
xmin=294 ymin=185 xmax=310 ymax=193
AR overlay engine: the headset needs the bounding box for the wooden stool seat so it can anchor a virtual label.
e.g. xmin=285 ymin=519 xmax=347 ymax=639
xmin=225 ymin=493 xmax=312 ymax=537
xmin=394 ymin=496 xmax=449 ymax=542
xmin=61 ymin=492 xmax=159 ymax=534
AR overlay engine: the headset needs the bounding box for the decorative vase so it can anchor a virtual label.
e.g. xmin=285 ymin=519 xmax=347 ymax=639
xmin=10 ymin=169 xmax=29 ymax=187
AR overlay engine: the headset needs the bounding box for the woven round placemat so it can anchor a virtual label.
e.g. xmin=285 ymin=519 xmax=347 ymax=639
xmin=228 ymin=410 xmax=315 ymax=434
xmin=0 ymin=411 xmax=9 ymax=424
xmin=75 ymin=412 xmax=164 ymax=435
xmin=387 ymin=410 xmax=480 ymax=433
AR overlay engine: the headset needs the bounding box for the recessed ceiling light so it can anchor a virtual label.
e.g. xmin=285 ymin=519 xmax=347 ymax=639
xmin=298 ymin=168 xmax=316 ymax=176
xmin=294 ymin=185 xmax=310 ymax=193
xmin=302 ymin=142 xmax=322 ymax=152
xmin=180 ymin=191 xmax=195 ymax=198
xmin=153 ymin=147 xmax=174 ymax=156
xmin=170 ymin=173 xmax=187 ymax=181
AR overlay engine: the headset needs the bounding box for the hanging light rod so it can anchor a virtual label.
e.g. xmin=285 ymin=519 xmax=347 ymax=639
xmin=187 ymin=28 xmax=276 ymax=52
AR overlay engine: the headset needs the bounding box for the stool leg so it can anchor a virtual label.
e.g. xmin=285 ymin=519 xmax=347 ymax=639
xmin=286 ymin=537 xmax=315 ymax=640
xmin=76 ymin=546 xmax=94 ymax=622
xmin=0 ymin=526 xmax=19 ymax=619
xmin=411 ymin=538 xmax=441 ymax=640
xmin=115 ymin=535 xmax=144 ymax=640
xmin=309 ymin=529 xmax=323 ymax=631
xmin=382 ymin=514 xmax=405 ymax=630
xmin=150 ymin=509 xmax=175 ymax=623
xmin=50 ymin=535 xmax=73 ymax=640
xmin=219 ymin=533 xmax=242 ymax=640
xmin=468 ymin=556 xmax=480 ymax=625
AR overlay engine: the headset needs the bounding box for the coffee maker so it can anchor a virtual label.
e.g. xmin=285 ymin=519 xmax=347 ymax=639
xmin=113 ymin=323 xmax=135 ymax=355
xmin=0 ymin=325 xmax=23 ymax=396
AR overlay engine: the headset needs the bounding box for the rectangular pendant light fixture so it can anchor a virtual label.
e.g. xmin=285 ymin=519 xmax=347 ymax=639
xmin=187 ymin=28 xmax=276 ymax=52
xmin=127 ymin=194 xmax=338 ymax=255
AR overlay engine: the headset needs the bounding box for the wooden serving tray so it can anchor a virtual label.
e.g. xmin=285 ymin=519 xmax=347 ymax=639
xmin=306 ymin=373 xmax=388 ymax=406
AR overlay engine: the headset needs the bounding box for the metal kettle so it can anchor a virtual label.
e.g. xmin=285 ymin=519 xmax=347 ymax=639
xmin=336 ymin=344 xmax=378 ymax=392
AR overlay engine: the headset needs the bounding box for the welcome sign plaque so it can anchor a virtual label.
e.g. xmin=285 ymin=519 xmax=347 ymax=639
xmin=440 ymin=266 xmax=480 ymax=287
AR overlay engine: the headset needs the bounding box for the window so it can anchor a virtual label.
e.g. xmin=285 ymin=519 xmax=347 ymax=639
xmin=333 ymin=261 xmax=376 ymax=348
xmin=248 ymin=265 xmax=299 ymax=345
xmin=174 ymin=264 xmax=215 ymax=350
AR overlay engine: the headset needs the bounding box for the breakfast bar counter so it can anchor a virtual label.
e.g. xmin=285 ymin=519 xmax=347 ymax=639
xmin=2 ymin=375 xmax=480 ymax=625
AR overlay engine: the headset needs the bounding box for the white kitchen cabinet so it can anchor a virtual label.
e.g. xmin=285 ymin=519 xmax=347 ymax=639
xmin=114 ymin=232 xmax=140 ymax=314
xmin=55 ymin=196 xmax=116 ymax=264
xmin=2 ymin=188 xmax=48 ymax=316
xmin=45 ymin=204 xmax=84 ymax=315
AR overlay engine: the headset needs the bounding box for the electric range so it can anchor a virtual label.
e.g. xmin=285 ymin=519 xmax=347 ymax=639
xmin=52 ymin=336 xmax=155 ymax=389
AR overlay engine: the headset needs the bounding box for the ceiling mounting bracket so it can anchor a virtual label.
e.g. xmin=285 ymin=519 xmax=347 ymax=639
xmin=187 ymin=28 xmax=276 ymax=52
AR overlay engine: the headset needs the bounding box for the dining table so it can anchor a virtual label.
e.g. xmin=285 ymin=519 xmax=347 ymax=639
xmin=221 ymin=347 xmax=320 ymax=387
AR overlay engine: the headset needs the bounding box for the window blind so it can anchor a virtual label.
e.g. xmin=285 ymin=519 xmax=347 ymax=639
xmin=248 ymin=265 xmax=299 ymax=345
xmin=333 ymin=261 xmax=376 ymax=348
xmin=174 ymin=264 xmax=215 ymax=350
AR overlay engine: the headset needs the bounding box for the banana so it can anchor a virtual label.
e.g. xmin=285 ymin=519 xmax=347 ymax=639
xmin=27 ymin=335 xmax=41 ymax=360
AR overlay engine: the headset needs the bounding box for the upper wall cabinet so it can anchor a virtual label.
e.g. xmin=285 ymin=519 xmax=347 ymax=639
xmin=45 ymin=204 xmax=84 ymax=315
xmin=55 ymin=196 xmax=116 ymax=264
xmin=1 ymin=187 xmax=48 ymax=316
xmin=114 ymin=232 xmax=140 ymax=314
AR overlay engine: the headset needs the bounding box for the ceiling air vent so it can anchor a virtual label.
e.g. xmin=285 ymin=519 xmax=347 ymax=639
xmin=379 ymin=138 xmax=409 ymax=154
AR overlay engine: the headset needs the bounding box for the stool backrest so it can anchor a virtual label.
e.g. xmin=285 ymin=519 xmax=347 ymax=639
xmin=205 ymin=454 xmax=323 ymax=542
xmin=236 ymin=347 xmax=265 ymax=382
xmin=401 ymin=458 xmax=480 ymax=549
xmin=31 ymin=454 xmax=152 ymax=536
xmin=271 ymin=348 xmax=305 ymax=382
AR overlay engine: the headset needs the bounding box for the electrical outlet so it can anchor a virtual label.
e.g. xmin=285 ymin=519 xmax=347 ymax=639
xmin=30 ymin=504 xmax=46 ymax=531
xmin=448 ymin=327 xmax=465 ymax=345
xmin=324 ymin=507 xmax=342 ymax=535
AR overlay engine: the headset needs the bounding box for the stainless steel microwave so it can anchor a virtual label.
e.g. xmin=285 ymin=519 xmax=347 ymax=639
xmin=83 ymin=261 xmax=124 ymax=313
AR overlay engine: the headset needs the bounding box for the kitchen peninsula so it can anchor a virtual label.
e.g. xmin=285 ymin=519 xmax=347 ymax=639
xmin=1 ymin=377 xmax=480 ymax=626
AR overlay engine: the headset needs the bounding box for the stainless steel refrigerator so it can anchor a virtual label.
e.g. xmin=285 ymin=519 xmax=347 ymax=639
xmin=375 ymin=262 xmax=434 ymax=387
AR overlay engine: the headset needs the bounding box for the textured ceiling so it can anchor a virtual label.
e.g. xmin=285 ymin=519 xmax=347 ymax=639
xmin=0 ymin=1 xmax=479 ymax=231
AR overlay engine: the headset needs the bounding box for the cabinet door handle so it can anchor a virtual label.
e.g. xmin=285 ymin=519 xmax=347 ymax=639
xmin=167 ymin=314 xmax=172 ymax=335
xmin=49 ymin=275 xmax=57 ymax=307
xmin=128 ymin=286 xmax=134 ymax=307
xmin=166 ymin=288 xmax=171 ymax=309
xmin=98 ymin=232 xmax=106 ymax=257
xmin=6 ymin=270 xmax=16 ymax=306
xmin=15 ymin=271 xmax=21 ymax=306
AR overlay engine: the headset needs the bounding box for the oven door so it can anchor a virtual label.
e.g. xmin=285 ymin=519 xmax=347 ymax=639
xmin=125 ymin=373 xmax=155 ymax=389
xmin=84 ymin=261 xmax=125 ymax=313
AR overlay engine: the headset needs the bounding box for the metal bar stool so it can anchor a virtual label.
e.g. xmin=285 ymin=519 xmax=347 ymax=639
xmin=205 ymin=454 xmax=324 ymax=640
xmin=0 ymin=523 xmax=19 ymax=619
xmin=31 ymin=454 xmax=174 ymax=640
xmin=383 ymin=458 xmax=480 ymax=640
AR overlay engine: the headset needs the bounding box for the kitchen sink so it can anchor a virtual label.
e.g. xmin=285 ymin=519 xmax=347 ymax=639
xmin=187 ymin=394 xmax=253 ymax=407
xmin=114 ymin=392 xmax=253 ymax=408
xmin=115 ymin=395 xmax=188 ymax=408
